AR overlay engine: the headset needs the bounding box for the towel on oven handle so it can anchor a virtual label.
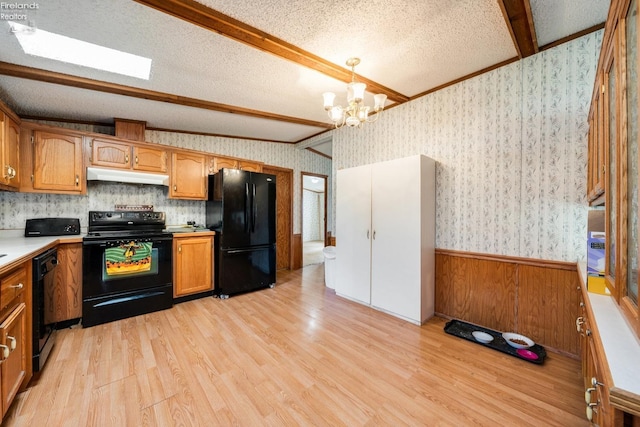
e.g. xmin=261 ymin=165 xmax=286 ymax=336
xmin=105 ymin=241 xmax=153 ymax=276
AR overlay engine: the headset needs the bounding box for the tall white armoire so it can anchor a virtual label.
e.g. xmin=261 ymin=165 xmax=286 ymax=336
xmin=335 ymin=155 xmax=435 ymax=324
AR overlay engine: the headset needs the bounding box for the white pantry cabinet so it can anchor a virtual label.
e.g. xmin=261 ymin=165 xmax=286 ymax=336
xmin=335 ymin=155 xmax=435 ymax=324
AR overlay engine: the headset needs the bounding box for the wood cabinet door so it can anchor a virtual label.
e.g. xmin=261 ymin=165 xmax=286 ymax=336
xmin=33 ymin=131 xmax=83 ymax=193
xmin=47 ymin=242 xmax=82 ymax=323
xmin=91 ymin=139 xmax=131 ymax=169
xmin=0 ymin=302 xmax=26 ymax=417
xmin=213 ymin=156 xmax=238 ymax=172
xmin=238 ymin=160 xmax=262 ymax=172
xmin=174 ymin=236 xmax=213 ymax=297
xmin=2 ymin=115 xmax=20 ymax=189
xmin=133 ymin=146 xmax=167 ymax=173
xmin=170 ymin=152 xmax=206 ymax=199
xmin=335 ymin=164 xmax=372 ymax=304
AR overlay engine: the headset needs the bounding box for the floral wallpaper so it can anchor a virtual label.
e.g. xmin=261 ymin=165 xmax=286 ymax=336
xmin=0 ymin=30 xmax=601 ymax=265
xmin=327 ymin=30 xmax=602 ymax=262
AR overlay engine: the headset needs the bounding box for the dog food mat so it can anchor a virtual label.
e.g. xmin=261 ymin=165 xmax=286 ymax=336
xmin=444 ymin=319 xmax=546 ymax=364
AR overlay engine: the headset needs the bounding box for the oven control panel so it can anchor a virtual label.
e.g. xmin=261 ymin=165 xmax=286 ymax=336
xmin=89 ymin=211 xmax=165 ymax=224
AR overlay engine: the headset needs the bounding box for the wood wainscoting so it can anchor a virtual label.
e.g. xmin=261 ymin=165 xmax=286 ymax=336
xmin=435 ymin=249 xmax=581 ymax=357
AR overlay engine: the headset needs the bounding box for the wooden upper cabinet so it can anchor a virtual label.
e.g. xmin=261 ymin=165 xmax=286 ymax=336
xmin=32 ymin=130 xmax=84 ymax=194
xmin=133 ymin=145 xmax=167 ymax=173
xmin=0 ymin=112 xmax=20 ymax=189
xmin=239 ymin=160 xmax=263 ymax=172
xmin=170 ymin=151 xmax=206 ymax=199
xmin=90 ymin=139 xmax=130 ymax=169
xmin=90 ymin=139 xmax=167 ymax=173
xmin=588 ymin=73 xmax=606 ymax=204
xmin=212 ymin=156 xmax=262 ymax=173
xmin=213 ymin=156 xmax=237 ymax=172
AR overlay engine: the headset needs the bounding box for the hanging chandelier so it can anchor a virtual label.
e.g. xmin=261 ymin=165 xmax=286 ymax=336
xmin=322 ymin=58 xmax=387 ymax=128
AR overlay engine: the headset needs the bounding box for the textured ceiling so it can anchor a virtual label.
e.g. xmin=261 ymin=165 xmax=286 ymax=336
xmin=0 ymin=0 xmax=610 ymax=156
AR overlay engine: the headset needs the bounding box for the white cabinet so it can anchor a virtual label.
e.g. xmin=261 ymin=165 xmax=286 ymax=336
xmin=335 ymin=155 xmax=435 ymax=324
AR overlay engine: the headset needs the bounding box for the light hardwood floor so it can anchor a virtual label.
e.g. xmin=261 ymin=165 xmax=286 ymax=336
xmin=5 ymin=264 xmax=589 ymax=426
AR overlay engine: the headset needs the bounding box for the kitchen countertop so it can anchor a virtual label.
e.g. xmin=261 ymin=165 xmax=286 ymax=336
xmin=577 ymin=262 xmax=640 ymax=416
xmin=0 ymin=231 xmax=83 ymax=275
xmin=0 ymin=229 xmax=215 ymax=275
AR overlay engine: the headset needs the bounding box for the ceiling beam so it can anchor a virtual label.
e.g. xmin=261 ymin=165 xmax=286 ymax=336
xmin=498 ymin=0 xmax=538 ymax=58
xmin=133 ymin=0 xmax=410 ymax=104
xmin=0 ymin=61 xmax=332 ymax=129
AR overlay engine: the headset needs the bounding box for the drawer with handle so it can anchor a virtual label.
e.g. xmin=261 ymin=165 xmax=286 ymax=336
xmin=1 ymin=266 xmax=26 ymax=311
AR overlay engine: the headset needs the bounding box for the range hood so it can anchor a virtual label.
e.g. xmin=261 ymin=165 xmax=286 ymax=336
xmin=86 ymin=167 xmax=169 ymax=186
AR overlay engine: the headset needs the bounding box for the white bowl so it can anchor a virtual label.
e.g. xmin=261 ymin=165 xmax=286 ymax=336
xmin=472 ymin=331 xmax=494 ymax=344
xmin=502 ymin=332 xmax=534 ymax=349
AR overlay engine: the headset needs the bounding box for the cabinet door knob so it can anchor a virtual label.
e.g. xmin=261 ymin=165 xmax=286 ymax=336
xmin=0 ymin=344 xmax=8 ymax=360
xmin=174 ymin=185 xmax=177 ymax=191
xmin=6 ymin=336 xmax=16 ymax=351
xmin=125 ymin=154 xmax=130 ymax=163
xmin=178 ymin=245 xmax=182 ymax=253
xmin=10 ymin=283 xmax=23 ymax=290
xmin=135 ymin=156 xmax=139 ymax=165
xmin=585 ymin=388 xmax=596 ymax=403
xmin=575 ymin=316 xmax=584 ymax=332
xmin=75 ymin=175 xmax=80 ymax=186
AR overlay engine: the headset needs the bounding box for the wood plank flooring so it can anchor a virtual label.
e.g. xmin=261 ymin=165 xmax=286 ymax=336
xmin=5 ymin=264 xmax=589 ymax=426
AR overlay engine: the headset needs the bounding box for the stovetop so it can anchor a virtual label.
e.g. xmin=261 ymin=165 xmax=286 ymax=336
xmin=86 ymin=211 xmax=167 ymax=238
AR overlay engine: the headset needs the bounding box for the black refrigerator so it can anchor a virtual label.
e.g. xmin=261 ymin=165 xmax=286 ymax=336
xmin=206 ymin=169 xmax=276 ymax=298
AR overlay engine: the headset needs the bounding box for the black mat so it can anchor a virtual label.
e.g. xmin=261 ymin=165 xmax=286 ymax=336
xmin=444 ymin=319 xmax=546 ymax=364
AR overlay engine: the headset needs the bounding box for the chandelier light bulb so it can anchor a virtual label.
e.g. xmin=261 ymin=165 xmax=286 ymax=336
xmin=323 ymin=92 xmax=336 ymax=110
xmin=321 ymin=57 xmax=386 ymax=129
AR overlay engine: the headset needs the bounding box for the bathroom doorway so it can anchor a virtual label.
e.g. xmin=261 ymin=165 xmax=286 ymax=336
xmin=301 ymin=173 xmax=327 ymax=266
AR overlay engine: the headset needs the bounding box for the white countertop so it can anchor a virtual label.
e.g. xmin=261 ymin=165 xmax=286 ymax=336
xmin=578 ymin=262 xmax=640 ymax=412
xmin=0 ymin=231 xmax=82 ymax=273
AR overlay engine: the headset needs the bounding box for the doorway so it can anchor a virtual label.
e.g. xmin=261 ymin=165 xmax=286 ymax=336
xmin=263 ymin=165 xmax=293 ymax=270
xmin=301 ymin=173 xmax=327 ymax=267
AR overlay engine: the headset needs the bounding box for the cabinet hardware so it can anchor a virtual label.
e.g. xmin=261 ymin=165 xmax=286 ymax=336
xmin=10 ymin=283 xmax=23 ymax=290
xmin=586 ymin=328 xmax=592 ymax=336
xmin=575 ymin=316 xmax=584 ymax=332
xmin=585 ymin=387 xmax=596 ymax=403
xmin=178 ymin=245 xmax=182 ymax=254
xmin=586 ymin=402 xmax=598 ymax=421
xmin=591 ymin=377 xmax=604 ymax=387
xmin=579 ymin=302 xmax=585 ymax=308
xmin=125 ymin=154 xmax=129 ymax=163
xmin=7 ymin=336 xmax=16 ymax=351
xmin=366 ymin=230 xmax=369 ymax=239
xmin=135 ymin=156 xmax=139 ymax=164
xmin=601 ymin=84 xmax=605 ymax=94
xmin=174 ymin=185 xmax=177 ymax=191
xmin=75 ymin=175 xmax=79 ymax=186
xmin=0 ymin=344 xmax=8 ymax=360
xmin=373 ymin=230 xmax=376 ymax=240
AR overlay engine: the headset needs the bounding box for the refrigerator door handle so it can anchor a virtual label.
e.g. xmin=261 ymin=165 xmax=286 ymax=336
xmin=252 ymin=183 xmax=257 ymax=233
xmin=245 ymin=182 xmax=250 ymax=233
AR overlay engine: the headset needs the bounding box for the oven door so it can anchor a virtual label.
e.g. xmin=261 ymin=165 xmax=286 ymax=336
xmin=82 ymin=234 xmax=173 ymax=327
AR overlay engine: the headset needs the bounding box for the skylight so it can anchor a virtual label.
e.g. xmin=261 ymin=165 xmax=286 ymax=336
xmin=9 ymin=22 xmax=152 ymax=80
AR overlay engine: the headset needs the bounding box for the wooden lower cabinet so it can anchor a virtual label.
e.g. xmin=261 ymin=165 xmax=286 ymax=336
xmin=173 ymin=234 xmax=214 ymax=298
xmin=46 ymin=242 xmax=83 ymax=323
xmin=0 ymin=302 xmax=26 ymax=418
